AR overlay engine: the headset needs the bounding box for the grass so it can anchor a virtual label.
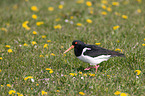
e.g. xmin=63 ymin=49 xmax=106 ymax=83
xmin=0 ymin=0 xmax=145 ymax=95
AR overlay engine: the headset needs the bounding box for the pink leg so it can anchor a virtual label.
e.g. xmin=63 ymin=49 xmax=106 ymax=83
xmin=84 ymin=66 xmax=96 ymax=70
xmin=95 ymin=65 xmax=99 ymax=72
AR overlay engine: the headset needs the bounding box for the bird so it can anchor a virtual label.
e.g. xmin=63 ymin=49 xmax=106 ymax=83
xmin=64 ymin=40 xmax=125 ymax=72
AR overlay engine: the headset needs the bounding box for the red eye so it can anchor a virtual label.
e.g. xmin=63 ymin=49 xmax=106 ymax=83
xmin=75 ymin=42 xmax=77 ymax=44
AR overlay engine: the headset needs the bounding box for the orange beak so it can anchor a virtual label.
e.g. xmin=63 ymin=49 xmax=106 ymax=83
xmin=64 ymin=45 xmax=74 ymax=54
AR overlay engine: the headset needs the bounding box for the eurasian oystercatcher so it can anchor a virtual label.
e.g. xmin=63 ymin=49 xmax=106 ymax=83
xmin=64 ymin=40 xmax=125 ymax=72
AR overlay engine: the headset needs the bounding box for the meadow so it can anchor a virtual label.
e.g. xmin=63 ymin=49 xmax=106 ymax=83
xmin=0 ymin=0 xmax=145 ymax=95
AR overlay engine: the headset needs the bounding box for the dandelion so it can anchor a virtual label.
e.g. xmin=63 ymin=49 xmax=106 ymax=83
xmin=8 ymin=90 xmax=16 ymax=95
xmin=0 ymin=57 xmax=2 ymax=60
xmin=1 ymin=85 xmax=3 ymax=87
xmin=36 ymin=21 xmax=44 ymax=26
xmin=86 ymin=1 xmax=92 ymax=6
xmin=24 ymin=76 xmax=33 ymax=81
xmin=115 ymin=48 xmax=122 ymax=52
xmin=120 ymin=93 xmax=127 ymax=96
xmin=39 ymin=55 xmax=44 ymax=57
xmin=101 ymin=11 xmax=107 ymax=15
xmin=134 ymin=70 xmax=141 ymax=75
xmin=31 ymin=6 xmax=38 ymax=12
xmin=137 ymin=9 xmax=141 ymax=13
xmin=17 ymin=93 xmax=23 ymax=96
xmin=22 ymin=21 xmax=30 ymax=30
xmin=113 ymin=25 xmax=120 ymax=30
xmin=89 ymin=73 xmax=95 ymax=76
xmin=79 ymin=92 xmax=85 ymax=95
xmin=122 ymin=15 xmax=128 ymax=19
xmin=42 ymin=35 xmax=46 ymax=38
xmin=76 ymin=23 xmax=82 ymax=26
xmin=56 ymin=90 xmax=60 ymax=92
xmin=47 ymin=40 xmax=51 ymax=42
xmin=55 ymin=18 xmax=60 ymax=21
xmin=86 ymin=19 xmax=92 ymax=23
xmin=33 ymin=31 xmax=37 ymax=35
xmin=79 ymin=72 xmax=82 ymax=74
xmin=7 ymin=84 xmax=11 ymax=87
xmin=101 ymin=0 xmax=108 ymax=4
xmin=70 ymin=16 xmax=74 ymax=19
xmin=142 ymin=44 xmax=145 ymax=46
xmin=58 ymin=5 xmax=63 ymax=9
xmin=49 ymin=70 xmax=53 ymax=73
xmin=44 ymin=44 xmax=48 ymax=48
xmin=5 ymin=45 xmax=11 ymax=48
xmin=101 ymin=5 xmax=106 ymax=9
xmin=32 ymin=14 xmax=37 ymax=19
xmin=95 ymin=43 xmax=101 ymax=45
xmin=8 ymin=49 xmax=13 ymax=53
xmin=0 ymin=69 xmax=2 ymax=72
xmin=0 ymin=27 xmax=7 ymax=32
xmin=23 ymin=43 xmax=28 ymax=46
xmin=69 ymin=73 xmax=77 ymax=76
xmin=83 ymin=73 xmax=87 ymax=77
xmin=107 ymin=7 xmax=112 ymax=12
xmin=112 ymin=2 xmax=119 ymax=6
xmin=50 ymin=53 xmax=55 ymax=56
xmin=36 ymin=84 xmax=39 ymax=86
xmin=114 ymin=91 xmax=121 ymax=95
xmin=61 ymin=46 xmax=64 ymax=48
xmin=54 ymin=24 xmax=62 ymax=29
xmin=46 ymin=68 xmax=52 ymax=70
xmin=41 ymin=90 xmax=47 ymax=95
xmin=32 ymin=41 xmax=37 ymax=45
xmin=76 ymin=0 xmax=84 ymax=4
xmin=48 ymin=7 xmax=54 ymax=11
xmin=63 ymin=54 xmax=66 ymax=57
xmin=136 ymin=0 xmax=142 ymax=3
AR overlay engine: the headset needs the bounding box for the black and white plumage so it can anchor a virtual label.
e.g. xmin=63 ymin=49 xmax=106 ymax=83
xmin=64 ymin=40 xmax=125 ymax=72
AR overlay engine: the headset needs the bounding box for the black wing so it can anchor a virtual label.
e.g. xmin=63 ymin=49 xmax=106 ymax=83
xmin=83 ymin=44 xmax=125 ymax=57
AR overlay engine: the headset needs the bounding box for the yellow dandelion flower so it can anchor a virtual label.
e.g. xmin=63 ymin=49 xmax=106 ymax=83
xmin=86 ymin=19 xmax=92 ymax=23
xmin=36 ymin=21 xmax=44 ymax=26
xmin=42 ymin=35 xmax=46 ymax=38
xmin=41 ymin=91 xmax=47 ymax=95
xmin=33 ymin=31 xmax=37 ymax=35
xmin=76 ymin=23 xmax=82 ymax=26
xmin=112 ymin=2 xmax=119 ymax=6
xmin=7 ymin=84 xmax=11 ymax=87
xmin=8 ymin=90 xmax=16 ymax=95
xmin=120 ymin=93 xmax=127 ymax=96
xmin=39 ymin=55 xmax=44 ymax=57
xmin=89 ymin=73 xmax=95 ymax=76
xmin=142 ymin=44 xmax=145 ymax=46
xmin=122 ymin=15 xmax=128 ymax=19
xmin=31 ymin=41 xmax=37 ymax=45
xmin=70 ymin=16 xmax=74 ymax=19
xmin=55 ymin=18 xmax=60 ymax=22
xmin=79 ymin=92 xmax=85 ymax=95
xmin=54 ymin=24 xmax=62 ymax=29
xmin=95 ymin=43 xmax=101 ymax=45
xmin=137 ymin=9 xmax=141 ymax=13
xmin=101 ymin=11 xmax=107 ymax=15
xmin=0 ymin=57 xmax=2 ymax=60
xmin=22 ymin=21 xmax=31 ymax=30
xmin=115 ymin=48 xmax=122 ymax=52
xmin=101 ymin=0 xmax=108 ymax=4
xmin=0 ymin=28 xmax=7 ymax=32
xmin=36 ymin=84 xmax=39 ymax=86
xmin=25 ymin=0 xmax=29 ymax=2
xmin=6 ymin=23 xmax=10 ymax=26
xmin=58 ymin=5 xmax=63 ymax=9
xmin=76 ymin=0 xmax=84 ymax=4
xmin=113 ymin=25 xmax=120 ymax=30
xmin=44 ymin=44 xmax=48 ymax=48
xmin=83 ymin=73 xmax=87 ymax=77
xmin=144 ymin=38 xmax=145 ymax=41
xmin=86 ymin=1 xmax=92 ymax=6
xmin=48 ymin=7 xmax=54 ymax=11
xmin=101 ymin=5 xmax=106 ymax=9
xmin=24 ymin=76 xmax=33 ymax=81
xmin=50 ymin=53 xmax=55 ymax=56
xmin=61 ymin=46 xmax=64 ymax=48
xmin=0 ymin=69 xmax=2 ymax=72
xmin=46 ymin=68 xmax=52 ymax=70
xmin=32 ymin=14 xmax=37 ymax=19
xmin=47 ymin=40 xmax=51 ymax=42
xmin=79 ymin=72 xmax=82 ymax=74
xmin=134 ymin=70 xmax=141 ymax=75
xmin=17 ymin=93 xmax=23 ymax=96
xmin=136 ymin=0 xmax=142 ymax=3
xmin=24 ymin=43 xmax=28 ymax=46
xmin=5 ymin=45 xmax=11 ymax=48
xmin=56 ymin=90 xmax=60 ymax=92
xmin=31 ymin=6 xmax=38 ymax=12
xmin=107 ymin=7 xmax=112 ymax=12
xmin=114 ymin=91 xmax=121 ymax=95
xmin=8 ymin=49 xmax=13 ymax=53
xmin=63 ymin=54 xmax=66 ymax=57
xmin=49 ymin=70 xmax=54 ymax=74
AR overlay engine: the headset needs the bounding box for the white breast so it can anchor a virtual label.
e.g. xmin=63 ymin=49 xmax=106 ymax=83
xmin=77 ymin=48 xmax=111 ymax=65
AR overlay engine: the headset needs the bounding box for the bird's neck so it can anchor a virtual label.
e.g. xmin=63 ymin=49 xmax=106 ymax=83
xmin=74 ymin=46 xmax=85 ymax=57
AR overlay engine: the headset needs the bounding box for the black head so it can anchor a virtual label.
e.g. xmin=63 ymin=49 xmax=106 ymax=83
xmin=72 ymin=40 xmax=85 ymax=48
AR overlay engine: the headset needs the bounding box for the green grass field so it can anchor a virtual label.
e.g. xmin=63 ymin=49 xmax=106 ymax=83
xmin=0 ymin=0 xmax=145 ymax=95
